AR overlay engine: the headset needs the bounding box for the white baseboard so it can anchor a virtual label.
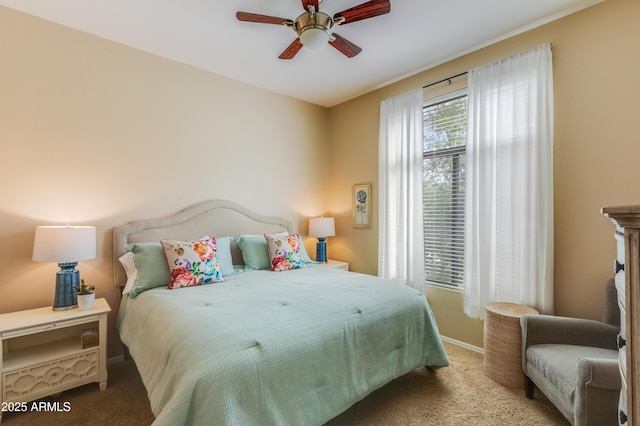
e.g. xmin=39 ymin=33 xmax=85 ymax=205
xmin=440 ymin=335 xmax=484 ymax=354
xmin=107 ymin=354 xmax=125 ymax=364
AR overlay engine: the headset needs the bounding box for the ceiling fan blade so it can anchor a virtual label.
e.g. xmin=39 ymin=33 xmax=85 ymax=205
xmin=279 ymin=38 xmax=303 ymax=60
xmin=334 ymin=0 xmax=391 ymax=24
xmin=301 ymin=0 xmax=319 ymax=11
xmin=329 ymin=33 xmax=362 ymax=58
xmin=236 ymin=11 xmax=292 ymax=25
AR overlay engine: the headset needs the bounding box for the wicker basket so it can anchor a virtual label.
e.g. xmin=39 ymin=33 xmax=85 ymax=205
xmin=483 ymin=302 xmax=539 ymax=388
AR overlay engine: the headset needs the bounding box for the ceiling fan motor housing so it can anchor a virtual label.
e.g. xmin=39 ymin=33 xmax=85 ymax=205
xmin=293 ymin=12 xmax=336 ymax=47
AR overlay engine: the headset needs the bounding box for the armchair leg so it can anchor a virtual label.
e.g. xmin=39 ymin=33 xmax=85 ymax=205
xmin=524 ymin=375 xmax=535 ymax=399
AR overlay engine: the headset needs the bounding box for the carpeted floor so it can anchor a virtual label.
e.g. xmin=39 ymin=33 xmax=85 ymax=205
xmin=1 ymin=341 xmax=568 ymax=425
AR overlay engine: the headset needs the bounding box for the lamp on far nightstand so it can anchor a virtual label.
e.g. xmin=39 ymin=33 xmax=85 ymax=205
xmin=32 ymin=225 xmax=96 ymax=311
xmin=309 ymin=217 xmax=335 ymax=263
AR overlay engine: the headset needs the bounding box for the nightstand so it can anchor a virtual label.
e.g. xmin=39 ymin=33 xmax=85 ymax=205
xmin=321 ymin=259 xmax=349 ymax=271
xmin=0 ymin=298 xmax=110 ymax=422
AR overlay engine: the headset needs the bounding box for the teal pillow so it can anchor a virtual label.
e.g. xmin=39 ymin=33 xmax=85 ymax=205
xmin=297 ymin=236 xmax=313 ymax=263
xmin=236 ymin=235 xmax=272 ymax=270
xmin=126 ymin=242 xmax=171 ymax=298
xmin=215 ymin=236 xmax=237 ymax=276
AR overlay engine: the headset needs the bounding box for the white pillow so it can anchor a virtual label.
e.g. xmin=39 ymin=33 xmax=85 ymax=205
xmin=118 ymin=251 xmax=138 ymax=295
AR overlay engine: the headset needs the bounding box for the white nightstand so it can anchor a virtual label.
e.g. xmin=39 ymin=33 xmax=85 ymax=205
xmin=320 ymin=259 xmax=349 ymax=271
xmin=0 ymin=298 xmax=111 ymax=422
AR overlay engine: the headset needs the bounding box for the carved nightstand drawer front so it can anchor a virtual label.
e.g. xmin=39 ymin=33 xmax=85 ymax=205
xmin=3 ymin=350 xmax=98 ymax=402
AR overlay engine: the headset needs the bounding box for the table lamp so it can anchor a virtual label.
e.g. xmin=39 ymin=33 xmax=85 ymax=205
xmin=309 ymin=217 xmax=335 ymax=263
xmin=32 ymin=225 xmax=96 ymax=311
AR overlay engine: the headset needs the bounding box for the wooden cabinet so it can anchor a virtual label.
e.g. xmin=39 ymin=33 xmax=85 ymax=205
xmin=603 ymin=206 xmax=640 ymax=425
xmin=0 ymin=298 xmax=110 ymax=423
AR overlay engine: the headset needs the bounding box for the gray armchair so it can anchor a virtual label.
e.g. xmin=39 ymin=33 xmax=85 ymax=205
xmin=521 ymin=278 xmax=621 ymax=426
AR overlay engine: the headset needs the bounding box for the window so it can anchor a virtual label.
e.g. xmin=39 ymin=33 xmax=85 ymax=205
xmin=423 ymin=90 xmax=467 ymax=288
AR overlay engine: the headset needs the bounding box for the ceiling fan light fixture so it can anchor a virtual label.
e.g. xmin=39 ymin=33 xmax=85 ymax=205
xmin=299 ymin=27 xmax=330 ymax=49
xmin=294 ymin=11 xmax=333 ymax=49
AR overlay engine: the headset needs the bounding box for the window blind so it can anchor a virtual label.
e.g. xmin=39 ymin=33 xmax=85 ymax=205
xmin=423 ymin=94 xmax=467 ymax=288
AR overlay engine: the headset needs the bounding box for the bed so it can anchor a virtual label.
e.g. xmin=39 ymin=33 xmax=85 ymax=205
xmin=114 ymin=200 xmax=448 ymax=425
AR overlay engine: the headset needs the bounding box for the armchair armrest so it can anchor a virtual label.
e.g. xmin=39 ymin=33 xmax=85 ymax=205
xmin=577 ymin=357 xmax=621 ymax=391
xmin=574 ymin=357 xmax=621 ymax=426
xmin=521 ymin=314 xmax=619 ymax=351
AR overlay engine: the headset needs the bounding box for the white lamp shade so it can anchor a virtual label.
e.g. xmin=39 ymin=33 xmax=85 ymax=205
xmin=32 ymin=225 xmax=96 ymax=263
xmin=309 ymin=217 xmax=335 ymax=238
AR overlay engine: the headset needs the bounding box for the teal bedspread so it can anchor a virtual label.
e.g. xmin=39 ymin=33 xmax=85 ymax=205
xmin=117 ymin=267 xmax=448 ymax=425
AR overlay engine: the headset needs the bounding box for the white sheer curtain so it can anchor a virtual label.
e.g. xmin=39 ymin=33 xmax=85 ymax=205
xmin=464 ymin=43 xmax=554 ymax=318
xmin=378 ymin=89 xmax=425 ymax=291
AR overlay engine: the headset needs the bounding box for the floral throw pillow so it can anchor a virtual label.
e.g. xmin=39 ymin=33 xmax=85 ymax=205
xmin=161 ymin=237 xmax=223 ymax=289
xmin=265 ymin=233 xmax=306 ymax=272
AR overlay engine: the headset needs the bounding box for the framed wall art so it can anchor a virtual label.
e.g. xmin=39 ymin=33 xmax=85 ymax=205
xmin=352 ymin=183 xmax=372 ymax=229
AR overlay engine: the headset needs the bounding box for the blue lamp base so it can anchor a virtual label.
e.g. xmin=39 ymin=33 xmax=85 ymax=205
xmin=316 ymin=237 xmax=328 ymax=263
xmin=53 ymin=262 xmax=79 ymax=311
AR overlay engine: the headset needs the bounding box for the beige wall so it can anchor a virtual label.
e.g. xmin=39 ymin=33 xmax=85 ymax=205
xmin=0 ymin=6 xmax=329 ymax=358
xmin=328 ymin=0 xmax=640 ymax=348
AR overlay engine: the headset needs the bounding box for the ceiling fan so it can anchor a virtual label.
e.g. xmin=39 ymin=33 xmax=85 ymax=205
xmin=236 ymin=0 xmax=391 ymax=59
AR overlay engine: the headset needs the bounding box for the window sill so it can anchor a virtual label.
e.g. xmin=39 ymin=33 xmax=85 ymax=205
xmin=426 ymin=282 xmax=464 ymax=293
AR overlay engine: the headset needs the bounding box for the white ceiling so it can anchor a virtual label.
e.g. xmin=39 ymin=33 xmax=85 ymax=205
xmin=0 ymin=0 xmax=603 ymax=107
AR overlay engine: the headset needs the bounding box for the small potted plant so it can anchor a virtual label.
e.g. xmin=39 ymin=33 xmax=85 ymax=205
xmin=74 ymin=279 xmax=96 ymax=310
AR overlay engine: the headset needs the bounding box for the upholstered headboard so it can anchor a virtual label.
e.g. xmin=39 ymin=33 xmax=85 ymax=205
xmin=112 ymin=199 xmax=293 ymax=287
